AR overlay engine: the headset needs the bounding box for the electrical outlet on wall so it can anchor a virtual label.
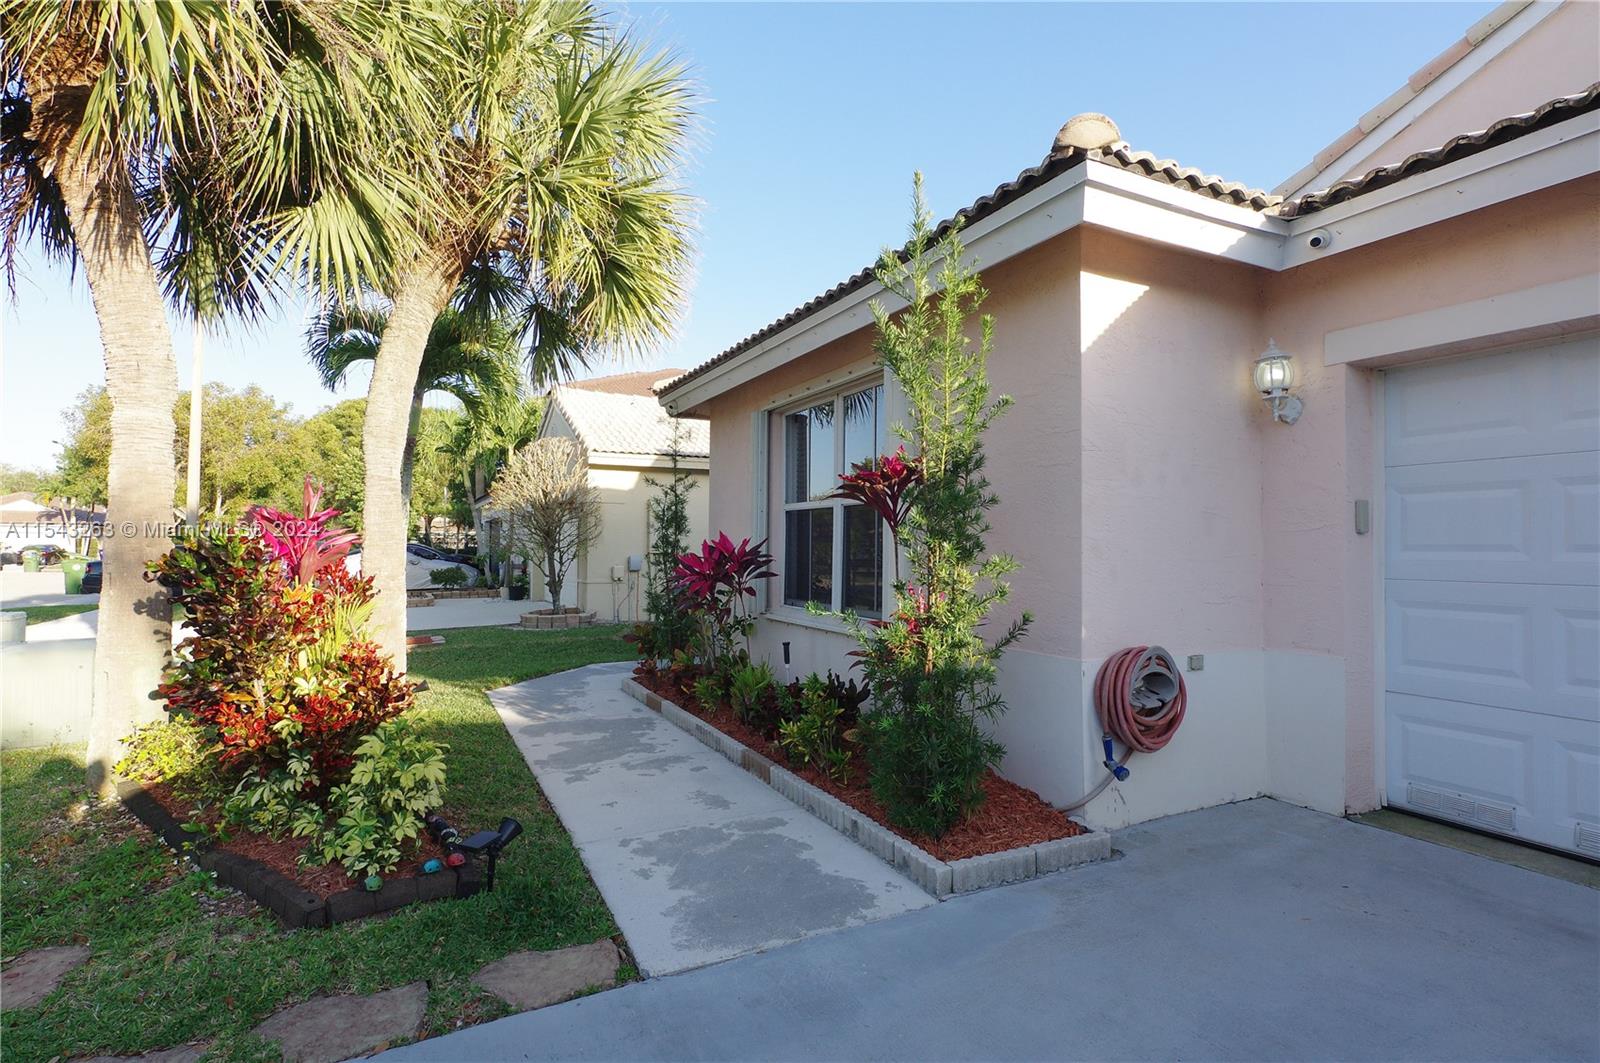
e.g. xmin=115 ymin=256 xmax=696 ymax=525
xmin=1186 ymin=654 xmax=1204 ymax=671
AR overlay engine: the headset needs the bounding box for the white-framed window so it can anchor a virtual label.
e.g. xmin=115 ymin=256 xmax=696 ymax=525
xmin=779 ymin=380 xmax=886 ymax=617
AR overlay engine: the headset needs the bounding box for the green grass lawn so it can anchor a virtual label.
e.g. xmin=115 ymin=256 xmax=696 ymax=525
xmin=18 ymin=603 xmax=99 ymax=625
xmin=0 ymin=625 xmax=635 ymax=1061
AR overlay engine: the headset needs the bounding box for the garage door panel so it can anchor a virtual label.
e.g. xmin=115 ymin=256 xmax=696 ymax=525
xmin=1386 ymin=451 xmax=1599 ymax=584
xmin=1556 ymin=471 xmax=1599 ymax=564
xmin=1552 ymin=337 xmax=1600 ymax=429
xmin=1555 ymin=607 xmax=1600 ymax=712
xmin=1387 ymin=695 xmax=1599 ymax=853
xmin=1386 ymin=580 xmax=1597 ymax=722
xmin=1388 ymin=694 xmax=1532 ymax=806
xmin=1385 ymin=337 xmax=1600 ymax=466
xmin=1555 ymin=738 xmax=1600 ymax=830
xmin=1384 ymin=337 xmax=1600 ymax=856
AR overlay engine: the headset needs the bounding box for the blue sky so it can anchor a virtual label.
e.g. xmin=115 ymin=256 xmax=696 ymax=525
xmin=1 ymin=1 xmax=1497 ymax=472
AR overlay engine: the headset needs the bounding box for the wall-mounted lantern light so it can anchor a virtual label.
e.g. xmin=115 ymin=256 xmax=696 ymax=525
xmin=1252 ymin=339 xmax=1302 ymax=425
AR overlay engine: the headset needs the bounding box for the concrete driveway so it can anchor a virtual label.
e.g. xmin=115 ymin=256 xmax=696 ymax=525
xmin=387 ymin=798 xmax=1599 ymax=1061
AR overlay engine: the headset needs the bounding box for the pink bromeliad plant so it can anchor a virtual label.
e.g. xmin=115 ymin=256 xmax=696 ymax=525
xmin=831 ymin=445 xmax=924 ymax=581
xmin=246 ymin=477 xmax=361 ymax=585
xmin=674 ymin=532 xmax=775 ymax=671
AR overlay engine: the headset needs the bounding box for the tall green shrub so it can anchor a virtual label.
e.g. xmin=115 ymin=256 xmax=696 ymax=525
xmin=643 ymin=430 xmax=698 ymax=656
xmin=853 ymin=174 xmax=1031 ymax=837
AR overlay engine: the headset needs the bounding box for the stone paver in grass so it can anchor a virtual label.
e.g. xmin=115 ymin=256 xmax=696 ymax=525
xmin=471 ymin=940 xmax=620 ymax=1011
xmin=252 ymin=982 xmax=427 ymax=1063
xmin=1 ymin=945 xmax=90 ymax=1011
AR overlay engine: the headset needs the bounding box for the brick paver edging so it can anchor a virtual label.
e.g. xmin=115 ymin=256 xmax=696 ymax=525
xmin=117 ymin=781 xmax=483 ymax=928
xmin=620 ymin=677 xmax=1110 ymax=897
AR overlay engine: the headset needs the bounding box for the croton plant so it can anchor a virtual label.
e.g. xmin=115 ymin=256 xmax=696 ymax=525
xmin=150 ymin=478 xmax=412 ymax=796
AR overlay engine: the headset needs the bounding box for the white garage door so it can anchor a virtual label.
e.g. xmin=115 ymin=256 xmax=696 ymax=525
xmin=1384 ymin=336 xmax=1600 ymax=857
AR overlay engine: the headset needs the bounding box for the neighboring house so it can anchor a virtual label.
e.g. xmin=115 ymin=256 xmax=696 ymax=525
xmin=478 ymin=370 xmax=711 ymax=620
xmin=658 ymin=0 xmax=1600 ymax=856
xmin=0 ymin=493 xmax=104 ymax=555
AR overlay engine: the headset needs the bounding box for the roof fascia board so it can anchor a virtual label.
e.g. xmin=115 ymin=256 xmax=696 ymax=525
xmin=662 ymin=167 xmax=1091 ymax=415
xmin=587 ymin=451 xmax=710 ymax=470
xmin=1278 ymin=0 xmax=1554 ymax=198
xmin=1080 ymin=163 xmax=1288 ymax=268
xmin=1280 ymin=111 xmax=1598 ymax=268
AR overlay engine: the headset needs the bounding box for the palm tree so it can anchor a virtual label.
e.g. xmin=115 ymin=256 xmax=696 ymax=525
xmin=307 ymin=304 xmax=521 ymax=512
xmin=2 ymin=1 xmax=441 ymax=792
xmin=353 ymin=0 xmax=697 ymax=666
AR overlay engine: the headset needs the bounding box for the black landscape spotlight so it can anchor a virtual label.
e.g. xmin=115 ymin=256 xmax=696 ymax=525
xmin=424 ymin=815 xmax=524 ymax=892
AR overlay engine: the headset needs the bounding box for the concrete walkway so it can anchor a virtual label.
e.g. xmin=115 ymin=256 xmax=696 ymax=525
xmin=488 ymin=663 xmax=931 ymax=977
xmin=388 ymin=798 xmax=1600 ymax=1061
xmin=406 ymin=597 xmax=550 ymax=630
xmin=19 ymin=595 xmax=555 ymax=642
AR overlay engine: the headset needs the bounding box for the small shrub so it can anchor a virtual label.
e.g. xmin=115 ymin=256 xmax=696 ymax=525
xmin=859 ymin=704 xmax=1002 ymax=838
xmin=776 ymin=675 xmax=852 ymax=783
xmin=296 ymin=717 xmax=447 ymax=876
xmin=223 ymin=743 xmax=317 ymax=836
xmin=728 ymin=662 xmax=775 ymax=725
xmin=691 ymin=673 xmax=725 ymax=713
xmin=428 ymin=566 xmax=467 ymax=588
xmin=115 ymin=718 xmax=226 ymax=802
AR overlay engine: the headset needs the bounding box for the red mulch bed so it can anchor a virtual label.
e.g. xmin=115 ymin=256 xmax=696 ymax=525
xmin=143 ymin=783 xmax=448 ymax=900
xmin=633 ymin=668 xmax=1083 ymax=861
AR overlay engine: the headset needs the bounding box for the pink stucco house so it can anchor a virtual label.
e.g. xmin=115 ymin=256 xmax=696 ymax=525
xmin=658 ymin=1 xmax=1600 ymax=857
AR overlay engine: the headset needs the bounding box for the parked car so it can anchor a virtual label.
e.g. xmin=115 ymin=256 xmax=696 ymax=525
xmin=346 ymin=546 xmax=478 ymax=590
xmin=408 ymin=553 xmax=478 ymax=590
xmin=81 ymin=559 xmax=102 ymax=594
xmin=407 ymin=541 xmax=478 ymax=566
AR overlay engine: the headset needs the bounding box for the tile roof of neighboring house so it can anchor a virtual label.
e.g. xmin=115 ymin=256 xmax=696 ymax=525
xmin=566 ymin=368 xmax=687 ymax=396
xmin=549 ymin=385 xmax=710 ymax=458
xmin=1279 ymin=83 xmax=1600 ymax=217
xmin=658 ymin=143 xmax=1278 ymax=401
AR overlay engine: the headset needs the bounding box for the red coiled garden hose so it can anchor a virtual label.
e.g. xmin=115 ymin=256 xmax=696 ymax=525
xmin=1095 ymin=645 xmax=1187 ymax=753
xmin=1059 ymin=645 xmax=1188 ymax=812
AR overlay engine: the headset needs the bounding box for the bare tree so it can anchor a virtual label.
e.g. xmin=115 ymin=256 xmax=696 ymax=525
xmin=489 ymin=438 xmax=601 ymax=611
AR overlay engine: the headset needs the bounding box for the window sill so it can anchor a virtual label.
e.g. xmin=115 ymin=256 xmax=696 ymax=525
xmin=761 ymin=607 xmax=858 ymax=636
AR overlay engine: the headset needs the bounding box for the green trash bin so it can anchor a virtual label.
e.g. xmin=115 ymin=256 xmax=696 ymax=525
xmin=62 ymin=556 xmax=89 ymax=594
xmin=21 ymin=549 xmax=41 ymax=573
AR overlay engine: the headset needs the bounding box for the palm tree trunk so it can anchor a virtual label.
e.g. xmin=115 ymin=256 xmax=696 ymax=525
xmin=467 ymin=468 xmax=489 ymax=578
xmin=51 ymin=131 xmax=178 ymax=796
xmin=363 ymin=254 xmax=459 ymax=667
xmin=398 ymin=388 xmax=425 ymax=514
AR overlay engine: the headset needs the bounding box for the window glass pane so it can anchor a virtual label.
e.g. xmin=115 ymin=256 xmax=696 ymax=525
xmin=842 ymin=505 xmax=882 ymax=617
xmin=784 ymin=508 xmax=834 ymax=607
xmin=842 ymin=384 xmax=882 ymax=470
xmin=785 ymin=403 xmax=835 ymax=502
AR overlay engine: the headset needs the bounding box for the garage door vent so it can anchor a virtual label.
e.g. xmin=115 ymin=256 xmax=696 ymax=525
xmin=1575 ymin=822 xmax=1600 ymax=857
xmin=1406 ymin=783 xmax=1517 ymax=832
